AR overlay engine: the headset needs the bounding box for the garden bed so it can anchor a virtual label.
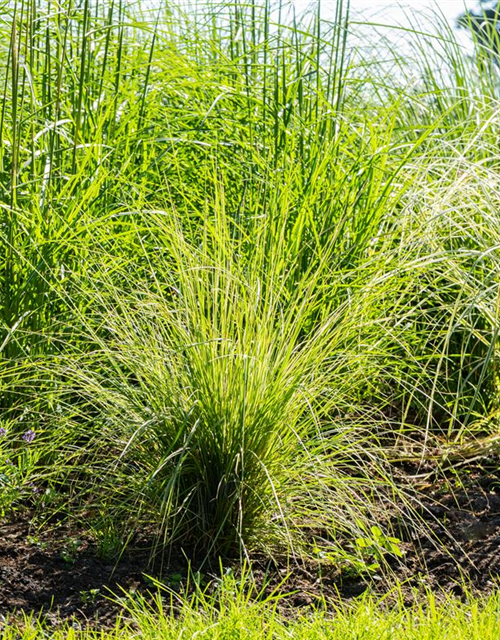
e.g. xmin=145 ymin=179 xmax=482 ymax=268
xmin=2 ymin=457 xmax=500 ymax=627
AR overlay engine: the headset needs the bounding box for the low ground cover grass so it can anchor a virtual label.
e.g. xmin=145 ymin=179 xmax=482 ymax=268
xmin=1 ymin=0 xmax=500 ymax=619
xmin=4 ymin=579 xmax=500 ymax=640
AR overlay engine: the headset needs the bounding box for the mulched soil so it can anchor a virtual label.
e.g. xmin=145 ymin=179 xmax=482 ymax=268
xmin=2 ymin=456 xmax=500 ymax=628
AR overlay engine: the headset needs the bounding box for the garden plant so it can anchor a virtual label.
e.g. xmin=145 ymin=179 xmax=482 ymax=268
xmin=1 ymin=0 xmax=500 ymax=635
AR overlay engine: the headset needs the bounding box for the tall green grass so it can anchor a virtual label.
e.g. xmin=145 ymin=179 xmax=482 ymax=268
xmin=1 ymin=0 xmax=500 ymax=563
xmin=38 ymin=207 xmax=421 ymax=558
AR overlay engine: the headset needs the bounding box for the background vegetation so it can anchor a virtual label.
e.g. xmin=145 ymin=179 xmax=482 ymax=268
xmin=1 ymin=0 xmax=500 ymax=574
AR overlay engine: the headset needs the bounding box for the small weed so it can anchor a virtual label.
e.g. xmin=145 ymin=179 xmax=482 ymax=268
xmin=27 ymin=535 xmax=49 ymax=552
xmin=60 ymin=539 xmax=83 ymax=565
xmin=91 ymin=520 xmax=125 ymax=561
xmin=355 ymin=526 xmax=404 ymax=571
xmin=79 ymin=589 xmax=101 ymax=605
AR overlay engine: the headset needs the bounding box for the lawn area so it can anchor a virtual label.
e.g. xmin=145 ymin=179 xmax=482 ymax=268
xmin=2 ymin=0 xmax=500 ymax=635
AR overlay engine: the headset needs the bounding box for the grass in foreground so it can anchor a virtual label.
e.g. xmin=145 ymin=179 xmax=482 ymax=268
xmin=4 ymin=578 xmax=500 ymax=640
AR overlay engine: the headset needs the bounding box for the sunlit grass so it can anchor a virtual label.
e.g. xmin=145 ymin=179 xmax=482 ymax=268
xmin=0 ymin=0 xmax=499 ymax=573
xmin=4 ymin=576 xmax=500 ymax=640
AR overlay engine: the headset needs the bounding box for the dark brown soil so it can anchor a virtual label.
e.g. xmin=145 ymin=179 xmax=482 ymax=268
xmin=392 ymin=456 xmax=500 ymax=597
xmin=0 ymin=518 xmax=160 ymax=627
xmin=2 ymin=457 xmax=500 ymax=627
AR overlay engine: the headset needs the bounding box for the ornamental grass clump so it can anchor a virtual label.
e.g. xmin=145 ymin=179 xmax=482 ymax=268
xmin=47 ymin=209 xmax=400 ymax=558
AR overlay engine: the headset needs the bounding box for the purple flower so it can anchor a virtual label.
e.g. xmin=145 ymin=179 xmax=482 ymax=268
xmin=23 ymin=430 xmax=36 ymax=444
xmin=0 ymin=427 xmax=6 ymax=437
xmin=28 ymin=482 xmax=40 ymax=494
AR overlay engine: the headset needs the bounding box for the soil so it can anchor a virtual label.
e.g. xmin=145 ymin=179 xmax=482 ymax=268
xmin=2 ymin=456 xmax=500 ymax=628
xmin=392 ymin=455 xmax=500 ymax=597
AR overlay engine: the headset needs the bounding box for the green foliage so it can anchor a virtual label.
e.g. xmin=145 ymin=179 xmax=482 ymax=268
xmin=1 ymin=0 xmax=500 ymax=566
xmin=355 ymin=525 xmax=404 ymax=572
xmin=0 ymin=419 xmax=42 ymax=515
xmin=41 ymin=210 xmax=403 ymax=556
xmin=4 ymin=577 xmax=500 ymax=639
